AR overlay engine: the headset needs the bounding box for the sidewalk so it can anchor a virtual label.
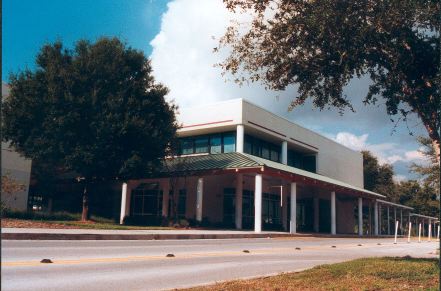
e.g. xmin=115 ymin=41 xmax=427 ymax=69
xmin=1 ymin=227 xmax=302 ymax=240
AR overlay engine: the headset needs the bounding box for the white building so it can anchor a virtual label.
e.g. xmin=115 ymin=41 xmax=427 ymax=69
xmin=119 ymin=99 xmax=416 ymax=235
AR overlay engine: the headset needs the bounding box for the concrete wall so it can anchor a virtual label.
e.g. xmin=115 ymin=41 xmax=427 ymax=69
xmin=176 ymin=99 xmax=364 ymax=188
xmin=1 ymin=142 xmax=32 ymax=211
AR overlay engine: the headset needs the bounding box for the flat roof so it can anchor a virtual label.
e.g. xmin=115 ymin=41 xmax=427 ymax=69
xmin=410 ymin=213 xmax=439 ymax=221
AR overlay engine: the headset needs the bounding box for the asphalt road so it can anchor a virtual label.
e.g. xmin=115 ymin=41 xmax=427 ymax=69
xmin=2 ymin=237 xmax=438 ymax=291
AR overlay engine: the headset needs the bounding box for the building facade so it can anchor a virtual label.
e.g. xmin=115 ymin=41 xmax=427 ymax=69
xmin=119 ymin=99 xmax=421 ymax=235
xmin=1 ymin=83 xmax=32 ymax=211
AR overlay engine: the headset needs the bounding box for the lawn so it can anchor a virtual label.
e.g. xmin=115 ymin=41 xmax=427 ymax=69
xmin=1 ymin=218 xmax=174 ymax=230
xmin=188 ymin=257 xmax=440 ymax=291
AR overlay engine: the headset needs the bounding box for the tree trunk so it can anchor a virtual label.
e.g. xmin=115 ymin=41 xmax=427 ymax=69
xmin=432 ymin=139 xmax=440 ymax=164
xmin=81 ymin=183 xmax=89 ymax=221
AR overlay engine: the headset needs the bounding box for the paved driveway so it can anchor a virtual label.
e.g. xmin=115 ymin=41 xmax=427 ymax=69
xmin=2 ymin=237 xmax=438 ymax=291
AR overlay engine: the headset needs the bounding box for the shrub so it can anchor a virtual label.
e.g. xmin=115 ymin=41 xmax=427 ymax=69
xmin=2 ymin=209 xmax=81 ymax=221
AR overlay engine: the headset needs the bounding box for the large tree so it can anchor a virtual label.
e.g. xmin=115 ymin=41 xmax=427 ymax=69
xmin=2 ymin=38 xmax=179 ymax=221
xmin=218 ymin=0 xmax=440 ymax=161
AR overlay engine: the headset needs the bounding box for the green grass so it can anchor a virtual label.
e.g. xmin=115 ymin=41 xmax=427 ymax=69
xmin=50 ymin=220 xmax=174 ymax=230
xmin=188 ymin=257 xmax=440 ymax=290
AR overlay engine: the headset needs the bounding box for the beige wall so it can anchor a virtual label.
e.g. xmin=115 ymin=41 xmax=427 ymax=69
xmin=1 ymin=142 xmax=32 ymax=211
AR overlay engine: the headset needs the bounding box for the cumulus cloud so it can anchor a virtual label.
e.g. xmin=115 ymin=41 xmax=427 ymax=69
xmin=331 ymin=131 xmax=426 ymax=166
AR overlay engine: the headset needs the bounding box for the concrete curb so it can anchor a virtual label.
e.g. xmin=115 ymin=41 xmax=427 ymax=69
xmin=1 ymin=232 xmax=397 ymax=240
xmin=1 ymin=232 xmax=301 ymax=240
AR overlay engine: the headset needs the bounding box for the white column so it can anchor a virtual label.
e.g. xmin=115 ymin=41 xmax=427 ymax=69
xmin=254 ymin=174 xmax=263 ymax=233
xmin=358 ymin=197 xmax=363 ymax=236
xmin=282 ymin=184 xmax=288 ymax=231
xmin=400 ymin=209 xmax=403 ymax=235
xmin=331 ymin=191 xmax=336 ymax=235
xmin=313 ymin=197 xmax=319 ymax=232
xmin=374 ymin=201 xmax=379 ymax=235
xmin=162 ymin=181 xmax=170 ymax=217
xmin=235 ymin=174 xmax=243 ymax=230
xmin=281 ymin=141 xmax=288 ymax=165
xmin=196 ymin=178 xmax=204 ymax=222
xmin=120 ymin=182 xmax=129 ymax=225
xmin=236 ymin=125 xmax=244 ymax=153
xmin=428 ymin=220 xmax=432 ymax=241
xmin=290 ymin=182 xmax=297 ymax=234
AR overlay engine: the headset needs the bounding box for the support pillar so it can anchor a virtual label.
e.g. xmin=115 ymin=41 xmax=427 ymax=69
xmin=281 ymin=141 xmax=288 ymax=165
xmin=162 ymin=181 xmax=170 ymax=218
xmin=236 ymin=125 xmax=244 ymax=153
xmin=331 ymin=191 xmax=336 ymax=235
xmin=313 ymin=197 xmax=319 ymax=232
xmin=235 ymin=174 xmax=243 ymax=229
xmin=119 ymin=182 xmax=131 ymax=225
xmin=196 ymin=178 xmax=204 ymax=222
xmin=254 ymin=174 xmax=262 ymax=233
xmin=400 ymin=209 xmax=403 ymax=235
xmin=374 ymin=201 xmax=379 ymax=236
xmin=358 ymin=197 xmax=363 ymax=236
xmin=290 ymin=182 xmax=297 ymax=234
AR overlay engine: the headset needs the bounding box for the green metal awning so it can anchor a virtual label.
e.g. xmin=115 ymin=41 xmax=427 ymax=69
xmin=161 ymin=152 xmax=386 ymax=199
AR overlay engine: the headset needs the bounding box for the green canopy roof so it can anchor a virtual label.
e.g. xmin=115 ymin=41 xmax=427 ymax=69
xmin=161 ymin=152 xmax=385 ymax=199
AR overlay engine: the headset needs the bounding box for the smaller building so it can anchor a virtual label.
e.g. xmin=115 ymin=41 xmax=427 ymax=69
xmin=1 ymin=84 xmax=32 ymax=211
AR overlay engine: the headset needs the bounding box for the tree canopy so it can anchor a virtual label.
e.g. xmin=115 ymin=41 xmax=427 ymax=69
xmin=2 ymin=37 xmax=179 ymax=219
xmin=362 ymin=150 xmax=439 ymax=216
xmin=218 ymin=0 xmax=440 ymax=160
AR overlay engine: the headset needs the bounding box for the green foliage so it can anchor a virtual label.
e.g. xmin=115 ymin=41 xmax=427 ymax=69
xmin=219 ymin=0 xmax=440 ymax=154
xmin=2 ymin=210 xmax=81 ymax=221
xmin=362 ymin=150 xmax=397 ymax=201
xmin=396 ymin=180 xmax=439 ymax=217
xmin=410 ymin=136 xmax=440 ymax=196
xmin=2 ymin=37 xmax=178 ymax=181
xmin=362 ymin=150 xmax=439 ymax=216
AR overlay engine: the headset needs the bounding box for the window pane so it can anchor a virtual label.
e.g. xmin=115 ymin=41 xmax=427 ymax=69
xmin=182 ymin=139 xmax=194 ymax=155
xmin=270 ymin=148 xmax=279 ymax=162
xmin=210 ymin=135 xmax=222 ymax=154
xmin=261 ymin=145 xmax=270 ymax=159
xmin=223 ymin=134 xmax=236 ymax=153
xmin=195 ymin=136 xmax=209 ymax=153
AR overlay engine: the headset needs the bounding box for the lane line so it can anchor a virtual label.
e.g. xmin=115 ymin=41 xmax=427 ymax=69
xmin=1 ymin=242 xmax=401 ymax=267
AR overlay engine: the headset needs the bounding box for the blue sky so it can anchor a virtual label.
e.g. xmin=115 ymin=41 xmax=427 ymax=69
xmin=2 ymin=0 xmax=168 ymax=80
xmin=2 ymin=0 xmax=428 ymax=180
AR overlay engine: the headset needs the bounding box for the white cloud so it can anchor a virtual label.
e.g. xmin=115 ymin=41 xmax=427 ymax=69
xmin=331 ymin=132 xmax=427 ymax=166
xmin=393 ymin=175 xmax=407 ymax=183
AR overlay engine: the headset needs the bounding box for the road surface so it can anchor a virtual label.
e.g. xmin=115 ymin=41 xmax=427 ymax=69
xmin=2 ymin=237 xmax=438 ymax=290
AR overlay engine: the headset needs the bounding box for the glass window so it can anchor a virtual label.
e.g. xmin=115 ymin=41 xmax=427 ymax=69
xmin=223 ymin=134 xmax=236 ymax=153
xmin=261 ymin=144 xmax=270 ymax=159
xmin=181 ymin=139 xmax=194 ymax=155
xmin=195 ymin=136 xmax=209 ymax=153
xmin=252 ymin=141 xmax=261 ymax=156
xmin=244 ymin=135 xmax=252 ymax=154
xmin=210 ymin=135 xmax=222 ymax=154
xmin=270 ymin=147 xmax=279 ymax=162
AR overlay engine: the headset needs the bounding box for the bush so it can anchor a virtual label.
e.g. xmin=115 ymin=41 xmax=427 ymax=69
xmin=2 ymin=209 xmax=81 ymax=221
